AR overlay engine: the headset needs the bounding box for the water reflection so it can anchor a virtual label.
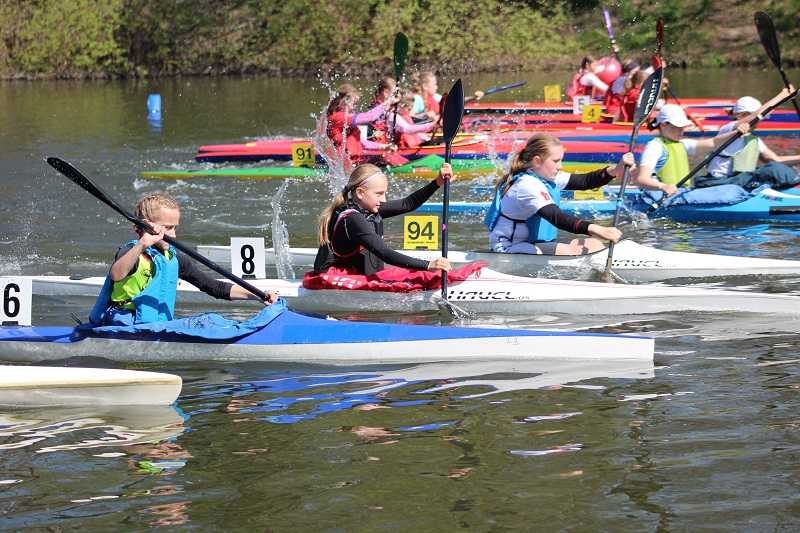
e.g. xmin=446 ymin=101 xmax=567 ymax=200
xmin=0 ymin=404 xmax=185 ymax=453
xmin=194 ymin=359 xmax=655 ymax=424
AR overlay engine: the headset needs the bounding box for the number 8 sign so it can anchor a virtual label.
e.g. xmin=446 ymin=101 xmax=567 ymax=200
xmin=230 ymin=238 xmax=266 ymax=279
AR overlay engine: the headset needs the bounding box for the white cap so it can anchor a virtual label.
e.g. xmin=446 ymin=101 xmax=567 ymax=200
xmin=654 ymin=104 xmax=692 ymax=128
xmin=732 ymin=96 xmax=761 ymax=115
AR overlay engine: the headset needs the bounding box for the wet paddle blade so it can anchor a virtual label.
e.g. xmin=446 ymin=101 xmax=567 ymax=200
xmin=393 ymin=32 xmax=408 ymax=82
xmin=755 ymin=12 xmax=781 ymax=69
xmin=442 ymin=79 xmax=464 ymax=156
xmin=603 ymin=67 xmax=663 ymax=281
xmin=633 ymin=67 xmax=663 ymax=131
xmin=47 ymin=156 xmax=272 ymax=303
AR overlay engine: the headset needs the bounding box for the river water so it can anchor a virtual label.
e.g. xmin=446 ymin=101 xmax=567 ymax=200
xmin=2 ymin=69 xmax=800 ymax=530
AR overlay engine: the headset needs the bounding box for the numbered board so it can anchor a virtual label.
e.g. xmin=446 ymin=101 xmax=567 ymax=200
xmin=572 ymin=95 xmax=591 ymax=115
xmin=581 ymin=104 xmax=603 ymax=123
xmin=543 ymin=84 xmax=561 ymax=103
xmin=291 ymin=143 xmax=315 ymax=167
xmin=1 ymin=277 xmax=32 ymax=326
xmin=403 ymin=215 xmax=438 ymax=250
xmin=572 ymin=188 xmax=605 ymax=201
xmin=230 ymin=238 xmax=266 ymax=279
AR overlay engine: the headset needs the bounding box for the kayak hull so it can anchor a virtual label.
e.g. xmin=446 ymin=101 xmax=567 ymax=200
xmin=24 ymin=268 xmax=800 ymax=316
xmin=418 ymin=188 xmax=800 ymax=223
xmin=0 ymin=366 xmax=181 ymax=406
xmin=196 ymin=240 xmax=800 ymax=283
xmin=0 ymin=309 xmax=654 ymax=364
xmin=194 ymin=137 xmax=632 ymax=164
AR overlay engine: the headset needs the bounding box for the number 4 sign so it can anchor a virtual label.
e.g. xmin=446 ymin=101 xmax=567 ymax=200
xmin=1 ymin=277 xmax=32 ymax=326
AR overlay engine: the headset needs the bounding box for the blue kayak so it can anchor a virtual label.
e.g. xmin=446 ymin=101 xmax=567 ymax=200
xmin=418 ymin=186 xmax=800 ymax=223
xmin=0 ymin=300 xmax=653 ymax=364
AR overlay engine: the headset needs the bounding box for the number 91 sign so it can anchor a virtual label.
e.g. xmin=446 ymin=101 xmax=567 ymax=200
xmin=403 ymin=215 xmax=438 ymax=250
xmin=1 ymin=277 xmax=32 ymax=326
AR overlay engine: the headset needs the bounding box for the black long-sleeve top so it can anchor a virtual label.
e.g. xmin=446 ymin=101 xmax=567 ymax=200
xmin=313 ymin=179 xmax=441 ymax=275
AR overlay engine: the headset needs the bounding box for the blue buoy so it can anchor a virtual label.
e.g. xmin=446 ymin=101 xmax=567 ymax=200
xmin=147 ymin=94 xmax=162 ymax=120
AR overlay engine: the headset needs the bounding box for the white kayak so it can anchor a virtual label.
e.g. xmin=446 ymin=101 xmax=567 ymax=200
xmin=197 ymin=240 xmax=800 ymax=283
xmin=0 ymin=366 xmax=182 ymax=406
xmin=24 ymin=267 xmax=800 ymax=316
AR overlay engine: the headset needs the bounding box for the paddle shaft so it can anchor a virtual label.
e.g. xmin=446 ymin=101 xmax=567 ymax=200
xmin=603 ymin=8 xmax=621 ymax=61
xmin=464 ymin=81 xmax=527 ymax=104
xmin=440 ymin=79 xmax=465 ymax=300
xmin=391 ymin=32 xmax=409 ymax=144
xmin=657 ymin=18 xmax=663 ymax=58
xmin=46 ymin=157 xmax=273 ymax=303
xmin=645 ymin=87 xmax=800 ymax=214
xmin=604 ymin=68 xmax=663 ymax=275
xmin=755 ymin=12 xmax=800 ymax=121
xmin=664 ymin=84 xmax=705 ymax=132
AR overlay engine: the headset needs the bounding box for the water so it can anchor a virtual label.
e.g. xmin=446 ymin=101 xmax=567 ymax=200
xmin=3 ymin=69 xmax=800 ymax=530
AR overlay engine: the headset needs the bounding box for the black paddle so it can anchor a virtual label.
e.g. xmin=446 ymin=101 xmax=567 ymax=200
xmin=645 ymin=87 xmax=800 ymax=215
xmin=439 ymin=79 xmax=465 ymax=316
xmin=391 ymin=32 xmax=409 ymax=143
xmin=46 ymin=157 xmax=273 ymax=304
xmin=463 ymin=81 xmax=527 ymax=104
xmin=603 ymin=67 xmax=663 ymax=280
xmin=755 ymin=11 xmax=800 ymax=121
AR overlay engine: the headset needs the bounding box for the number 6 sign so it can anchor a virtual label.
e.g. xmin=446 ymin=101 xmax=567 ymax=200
xmin=1 ymin=277 xmax=32 ymax=326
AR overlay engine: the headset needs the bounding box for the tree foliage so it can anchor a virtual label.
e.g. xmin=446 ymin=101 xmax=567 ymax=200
xmin=0 ymin=0 xmax=797 ymax=80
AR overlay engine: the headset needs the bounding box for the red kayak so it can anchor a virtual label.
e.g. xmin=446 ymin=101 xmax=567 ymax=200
xmin=464 ymin=98 xmax=739 ymax=115
xmin=195 ymin=136 xmax=633 ymax=164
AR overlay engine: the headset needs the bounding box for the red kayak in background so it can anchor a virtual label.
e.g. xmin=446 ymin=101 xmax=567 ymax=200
xmin=195 ymin=136 xmax=633 ymax=164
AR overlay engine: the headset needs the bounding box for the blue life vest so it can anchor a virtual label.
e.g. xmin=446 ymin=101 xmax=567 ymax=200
xmin=484 ymin=171 xmax=561 ymax=243
xmin=89 ymin=240 xmax=180 ymax=326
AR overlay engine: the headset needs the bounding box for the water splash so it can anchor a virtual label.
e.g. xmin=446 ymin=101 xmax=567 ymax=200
xmin=270 ymin=180 xmax=295 ymax=280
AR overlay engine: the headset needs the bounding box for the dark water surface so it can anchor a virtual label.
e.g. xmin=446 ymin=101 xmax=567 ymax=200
xmin=2 ymin=70 xmax=800 ymax=530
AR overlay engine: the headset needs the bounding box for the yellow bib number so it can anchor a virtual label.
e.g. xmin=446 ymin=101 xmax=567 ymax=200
xmin=404 ymin=215 xmax=438 ymax=250
xmin=572 ymin=188 xmax=605 ymax=201
xmin=543 ymin=85 xmax=561 ymax=103
xmin=291 ymin=143 xmax=315 ymax=167
xmin=581 ymin=104 xmax=602 ymax=123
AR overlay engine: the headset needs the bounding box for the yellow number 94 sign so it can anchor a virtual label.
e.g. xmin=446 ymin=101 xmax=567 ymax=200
xmin=404 ymin=215 xmax=438 ymax=250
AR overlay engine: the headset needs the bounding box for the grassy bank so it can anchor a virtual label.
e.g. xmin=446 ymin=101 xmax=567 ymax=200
xmin=1 ymin=0 xmax=798 ymax=80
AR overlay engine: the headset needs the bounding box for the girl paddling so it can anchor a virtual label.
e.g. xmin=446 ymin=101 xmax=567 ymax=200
xmin=485 ymin=133 xmax=634 ymax=256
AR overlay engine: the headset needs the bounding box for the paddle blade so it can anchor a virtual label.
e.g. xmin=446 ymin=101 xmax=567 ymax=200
xmin=47 ymin=156 xmax=137 ymax=225
xmin=442 ymin=79 xmax=464 ymax=149
xmin=603 ymin=8 xmax=614 ymax=39
xmin=633 ymin=67 xmax=663 ymax=129
xmin=393 ymin=32 xmax=409 ymax=81
xmin=755 ymin=12 xmax=781 ymax=69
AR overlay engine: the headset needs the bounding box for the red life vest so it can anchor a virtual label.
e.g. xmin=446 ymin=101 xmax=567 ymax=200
xmin=367 ymin=98 xmax=389 ymax=143
xmin=565 ymin=71 xmax=588 ymax=100
xmin=424 ymin=94 xmax=440 ymax=115
xmin=327 ymin=111 xmax=362 ymax=160
xmin=618 ymin=86 xmax=641 ymax=122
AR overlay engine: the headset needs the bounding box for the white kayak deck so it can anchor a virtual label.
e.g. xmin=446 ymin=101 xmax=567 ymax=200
xmin=197 ymin=240 xmax=800 ymax=282
xmin=0 ymin=366 xmax=182 ymax=406
xmin=25 ymin=267 xmax=800 ymax=316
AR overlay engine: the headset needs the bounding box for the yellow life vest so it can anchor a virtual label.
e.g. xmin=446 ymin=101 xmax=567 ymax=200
xmin=655 ymin=137 xmax=690 ymax=186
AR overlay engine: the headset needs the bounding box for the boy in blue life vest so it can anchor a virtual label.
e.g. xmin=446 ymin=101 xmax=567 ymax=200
xmin=89 ymin=193 xmax=275 ymax=326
